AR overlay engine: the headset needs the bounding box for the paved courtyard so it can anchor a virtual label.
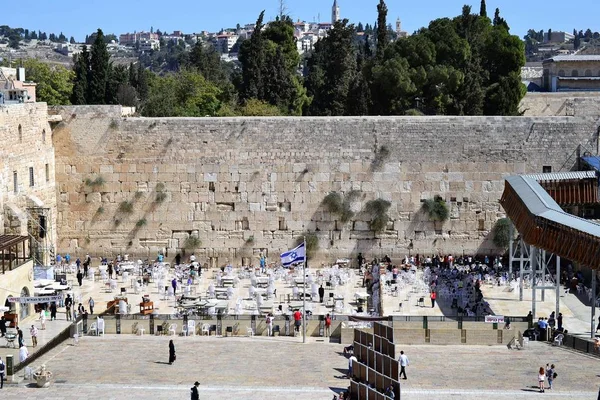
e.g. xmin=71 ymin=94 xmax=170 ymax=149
xmin=2 ymin=335 xmax=600 ymax=399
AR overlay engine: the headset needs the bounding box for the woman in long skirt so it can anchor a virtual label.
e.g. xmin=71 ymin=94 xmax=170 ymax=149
xmin=169 ymin=340 xmax=176 ymax=365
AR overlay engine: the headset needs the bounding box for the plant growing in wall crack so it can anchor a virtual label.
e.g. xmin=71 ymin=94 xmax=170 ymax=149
xmin=135 ymin=218 xmax=147 ymax=228
xmin=84 ymin=176 xmax=105 ymax=188
xmin=492 ymin=218 xmax=512 ymax=249
xmin=321 ymin=190 xmax=362 ymax=224
xmin=245 ymin=235 xmax=255 ymax=245
xmin=364 ymin=198 xmax=392 ymax=232
xmin=422 ymin=196 xmax=449 ymax=222
xmin=184 ymin=236 xmax=201 ymax=250
xmin=118 ymin=201 xmax=134 ymax=214
xmin=370 ymin=145 xmax=390 ymax=172
xmin=155 ymin=183 xmax=167 ymax=203
xmin=109 ymin=119 xmax=119 ymax=130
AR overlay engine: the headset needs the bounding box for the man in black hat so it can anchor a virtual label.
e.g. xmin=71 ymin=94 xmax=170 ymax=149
xmin=190 ymin=381 xmax=200 ymax=400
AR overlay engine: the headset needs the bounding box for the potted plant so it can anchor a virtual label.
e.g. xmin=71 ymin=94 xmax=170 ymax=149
xmin=33 ymin=364 xmax=53 ymax=388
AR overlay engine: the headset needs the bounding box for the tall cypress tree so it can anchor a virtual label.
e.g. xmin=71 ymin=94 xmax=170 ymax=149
xmin=87 ymin=29 xmax=110 ymax=104
xmin=71 ymin=45 xmax=90 ymax=104
xmin=479 ymin=0 xmax=487 ymax=17
xmin=376 ymin=0 xmax=388 ymax=59
xmin=239 ymin=11 xmax=266 ymax=101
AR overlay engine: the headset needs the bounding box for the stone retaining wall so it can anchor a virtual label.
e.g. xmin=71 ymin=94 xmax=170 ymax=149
xmin=50 ymin=105 xmax=600 ymax=264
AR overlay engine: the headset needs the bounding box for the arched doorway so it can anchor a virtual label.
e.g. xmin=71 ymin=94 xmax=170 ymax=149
xmin=20 ymin=287 xmax=30 ymax=320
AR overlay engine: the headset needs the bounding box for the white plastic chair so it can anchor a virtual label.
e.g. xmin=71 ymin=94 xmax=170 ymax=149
xmin=168 ymin=323 xmax=177 ymax=336
xmin=88 ymin=322 xmax=98 ymax=336
xmin=186 ymin=320 xmax=196 ymax=336
xmin=246 ymin=327 xmax=254 ymax=337
xmin=553 ymin=334 xmax=564 ymax=346
xmin=201 ymin=323 xmax=210 ymax=336
xmin=97 ymin=318 xmax=105 ymax=336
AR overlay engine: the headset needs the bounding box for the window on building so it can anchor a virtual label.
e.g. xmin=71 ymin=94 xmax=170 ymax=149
xmin=13 ymin=171 xmax=18 ymax=193
xmin=558 ymin=70 xmax=565 ymax=77
xmin=18 ymin=124 xmax=22 ymax=142
xmin=45 ymin=164 xmax=50 ymax=182
xmin=543 ymin=166 xmax=552 ymax=173
xmin=42 ymin=129 xmax=46 ymax=143
xmin=585 ymin=70 xmax=593 ymax=77
xmin=29 ymin=167 xmax=34 ymax=187
xmin=571 ymin=70 xmax=579 ymax=77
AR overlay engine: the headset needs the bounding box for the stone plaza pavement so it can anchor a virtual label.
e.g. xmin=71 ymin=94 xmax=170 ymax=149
xmin=2 ymin=335 xmax=600 ymax=399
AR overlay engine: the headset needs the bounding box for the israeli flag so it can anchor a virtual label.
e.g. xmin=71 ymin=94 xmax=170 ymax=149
xmin=280 ymin=242 xmax=306 ymax=267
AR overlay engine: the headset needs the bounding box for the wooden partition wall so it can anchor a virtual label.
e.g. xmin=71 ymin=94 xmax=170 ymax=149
xmin=350 ymin=322 xmax=400 ymax=399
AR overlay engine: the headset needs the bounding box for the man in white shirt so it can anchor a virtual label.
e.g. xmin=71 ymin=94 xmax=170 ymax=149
xmin=348 ymin=355 xmax=357 ymax=378
xmin=398 ymin=350 xmax=409 ymax=379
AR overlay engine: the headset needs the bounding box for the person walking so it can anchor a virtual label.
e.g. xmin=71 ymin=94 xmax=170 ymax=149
xmin=88 ymin=297 xmax=95 ymax=315
xmin=546 ymin=364 xmax=556 ymax=390
xmin=190 ymin=381 xmax=200 ymax=400
xmin=168 ymin=340 xmax=176 ymax=365
xmin=348 ymin=354 xmax=357 ymax=378
xmin=430 ymin=291 xmax=436 ymax=308
xmin=398 ymin=350 xmax=409 ymax=380
xmin=266 ymin=313 xmax=274 ymax=337
xmin=30 ymin=325 xmax=38 ymax=348
xmin=78 ymin=303 xmax=85 ymax=317
xmin=17 ymin=326 xmax=24 ymax=348
xmin=65 ymin=294 xmax=73 ymax=321
xmin=171 ymin=277 xmax=177 ymax=295
xmin=39 ymin=309 xmax=46 ymax=330
xmin=319 ymin=285 xmax=325 ymax=303
xmin=325 ymin=313 xmax=332 ymax=337
xmin=19 ymin=345 xmax=29 ymax=363
xmin=538 ymin=366 xmax=546 ymax=393
xmin=0 ymin=356 xmax=5 ymax=389
xmin=50 ymin=302 xmax=57 ymax=321
xmin=293 ymin=309 xmax=302 ymax=335
xmin=0 ymin=316 xmax=6 ymax=337
xmin=557 ymin=313 xmax=563 ymax=330
xmin=77 ymin=269 xmax=83 ymax=286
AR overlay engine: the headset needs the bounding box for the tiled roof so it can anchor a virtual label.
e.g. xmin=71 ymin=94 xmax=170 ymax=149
xmin=545 ymin=55 xmax=600 ymax=62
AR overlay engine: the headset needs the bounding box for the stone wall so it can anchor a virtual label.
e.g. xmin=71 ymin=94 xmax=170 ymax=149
xmin=51 ymin=105 xmax=600 ymax=264
xmin=0 ymin=103 xmax=57 ymax=264
xmin=521 ymin=92 xmax=600 ymax=117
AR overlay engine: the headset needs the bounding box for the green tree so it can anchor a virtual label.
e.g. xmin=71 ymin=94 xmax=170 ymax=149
xmin=71 ymin=45 xmax=90 ymax=104
xmin=143 ymin=69 xmax=221 ymax=117
xmin=70 ymin=36 xmax=76 ymax=44
xmin=239 ymin=11 xmax=266 ymax=101
xmin=375 ymin=0 xmax=389 ymax=59
xmin=574 ymin=29 xmax=581 ymax=49
xmin=87 ymin=29 xmax=110 ymax=104
xmin=22 ymin=59 xmax=74 ymax=105
xmin=305 ymin=19 xmax=357 ymax=116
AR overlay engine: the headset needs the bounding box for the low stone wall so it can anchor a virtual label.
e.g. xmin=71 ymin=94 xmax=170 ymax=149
xmin=86 ymin=315 xmax=342 ymax=338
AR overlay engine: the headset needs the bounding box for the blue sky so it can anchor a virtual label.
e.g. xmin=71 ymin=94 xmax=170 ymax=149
xmin=2 ymin=0 xmax=598 ymax=41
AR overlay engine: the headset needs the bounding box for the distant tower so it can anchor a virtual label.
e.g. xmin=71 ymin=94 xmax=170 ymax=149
xmin=396 ymin=16 xmax=408 ymax=38
xmin=332 ymin=0 xmax=340 ymax=24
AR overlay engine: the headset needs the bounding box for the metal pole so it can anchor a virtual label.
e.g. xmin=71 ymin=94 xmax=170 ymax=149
xmin=541 ymin=250 xmax=546 ymax=302
xmin=302 ymin=236 xmax=306 ymax=344
xmin=556 ymin=256 xmax=560 ymax=319
xmin=592 ymin=270 xmax=596 ymax=339
xmin=508 ymin=225 xmax=514 ymax=276
xmin=531 ymin=246 xmax=537 ymax=319
xmin=519 ymin=239 xmax=524 ymax=302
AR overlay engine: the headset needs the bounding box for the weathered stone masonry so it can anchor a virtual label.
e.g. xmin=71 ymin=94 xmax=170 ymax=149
xmin=50 ymin=106 xmax=600 ymax=264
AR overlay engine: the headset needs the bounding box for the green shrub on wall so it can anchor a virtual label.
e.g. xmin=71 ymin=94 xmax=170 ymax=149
xmin=422 ymin=196 xmax=449 ymax=222
xmin=492 ymin=218 xmax=512 ymax=248
xmin=184 ymin=236 xmax=201 ymax=250
xmin=364 ymin=198 xmax=392 ymax=232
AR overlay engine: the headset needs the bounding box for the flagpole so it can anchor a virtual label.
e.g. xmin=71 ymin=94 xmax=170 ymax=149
xmin=302 ymin=236 xmax=306 ymax=344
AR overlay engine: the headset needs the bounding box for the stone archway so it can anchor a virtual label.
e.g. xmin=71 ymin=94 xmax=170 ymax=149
xmin=19 ymin=287 xmax=30 ymax=320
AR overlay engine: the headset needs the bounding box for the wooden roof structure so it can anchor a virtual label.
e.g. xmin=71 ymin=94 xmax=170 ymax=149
xmin=501 ymin=174 xmax=600 ymax=269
